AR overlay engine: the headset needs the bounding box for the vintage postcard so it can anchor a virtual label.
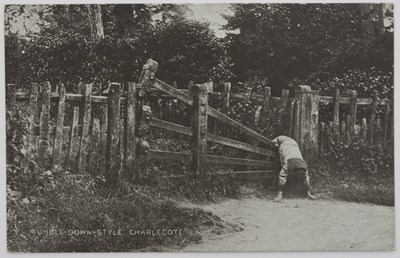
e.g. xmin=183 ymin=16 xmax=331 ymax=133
xmin=4 ymin=1 xmax=395 ymax=253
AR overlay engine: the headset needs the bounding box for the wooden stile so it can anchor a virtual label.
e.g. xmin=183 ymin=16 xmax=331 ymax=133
xmin=78 ymin=84 xmax=93 ymax=173
xmin=38 ymin=81 xmax=51 ymax=166
xmin=319 ymin=122 xmax=325 ymax=156
xmin=52 ymin=82 xmax=66 ymax=167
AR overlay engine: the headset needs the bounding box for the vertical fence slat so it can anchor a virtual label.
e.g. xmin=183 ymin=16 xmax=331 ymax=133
xmin=369 ymin=90 xmax=378 ymax=143
xmin=245 ymin=87 xmax=252 ymax=102
xmin=340 ymin=120 xmax=346 ymax=138
xmin=349 ymin=90 xmax=358 ymax=142
xmin=332 ymin=88 xmax=340 ymax=132
xmin=89 ymin=118 xmax=101 ymax=174
xmin=360 ymin=118 xmax=367 ymax=143
xmin=376 ymin=118 xmax=382 ymax=144
xmin=67 ymin=106 xmax=80 ymax=171
xmin=52 ymin=83 xmax=66 ymax=167
xmin=383 ymin=104 xmax=390 ymax=143
xmin=100 ymin=104 xmax=108 ymax=175
xmin=310 ymin=90 xmax=320 ymax=153
xmin=38 ymin=81 xmax=51 ymax=166
xmin=125 ymin=82 xmax=136 ymax=179
xmin=260 ymin=86 xmax=271 ymax=128
xmin=319 ymin=122 xmax=325 ymax=156
xmin=21 ymin=83 xmax=39 ymax=170
xmin=288 ymin=100 xmax=296 ymax=137
xmin=106 ymin=83 xmax=121 ymax=184
xmin=78 ymin=84 xmax=93 ymax=173
xmin=223 ymin=82 xmax=231 ymax=114
xmin=191 ymin=84 xmax=208 ymax=175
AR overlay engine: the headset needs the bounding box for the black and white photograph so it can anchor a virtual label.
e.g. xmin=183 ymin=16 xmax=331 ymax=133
xmin=3 ymin=1 xmax=396 ymax=253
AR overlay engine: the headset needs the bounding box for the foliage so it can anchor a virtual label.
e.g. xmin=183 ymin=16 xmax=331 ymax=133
xmin=307 ymin=129 xmax=394 ymax=206
xmin=224 ymin=3 xmax=393 ymax=95
xmin=5 ymin=5 xmax=232 ymax=92
xmin=313 ymin=67 xmax=393 ymax=99
xmin=7 ymin=173 xmax=225 ymax=252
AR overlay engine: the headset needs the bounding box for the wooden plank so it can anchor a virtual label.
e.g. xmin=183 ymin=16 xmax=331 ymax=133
xmin=67 ymin=107 xmax=80 ymax=171
xmin=125 ymin=82 xmax=136 ymax=178
xmin=208 ymin=107 xmax=275 ymax=147
xmin=77 ymin=84 xmax=93 ymax=173
xmin=281 ymin=89 xmax=289 ymax=111
xmin=206 ymin=155 xmax=280 ymax=168
xmin=376 ymin=118 xmax=382 ymax=144
xmin=152 ymin=78 xmax=193 ymax=106
xmin=106 ymin=83 xmax=121 ymax=184
xmin=340 ymin=120 xmax=346 ymax=138
xmin=310 ymin=90 xmax=319 ymax=153
xmin=52 ymin=82 xmax=66 ymax=167
xmin=332 ymin=88 xmax=340 ymax=132
xmin=207 ymin=133 xmax=277 ymax=158
xmin=214 ymin=170 xmax=277 ymax=175
xmin=369 ymin=90 xmax=378 ymax=143
xmin=89 ymin=118 xmax=101 ymax=174
xmin=148 ymin=150 xmax=194 ymax=162
xmin=150 ymin=117 xmax=193 ymax=136
xmin=100 ymin=104 xmax=108 ymax=175
xmin=38 ymin=81 xmax=51 ymax=166
xmin=288 ymin=100 xmax=296 ymax=137
xmin=360 ymin=118 xmax=367 ymax=143
xmin=190 ymin=84 xmax=208 ymax=175
xmin=383 ymin=104 xmax=390 ymax=143
xmin=223 ymin=82 xmax=231 ymax=113
xmin=319 ymin=122 xmax=325 ymax=156
xmin=21 ymin=83 xmax=40 ymax=170
xmin=349 ymin=90 xmax=358 ymax=141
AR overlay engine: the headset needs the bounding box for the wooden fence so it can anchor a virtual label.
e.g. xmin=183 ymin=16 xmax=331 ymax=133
xmin=8 ymin=58 xmax=393 ymax=183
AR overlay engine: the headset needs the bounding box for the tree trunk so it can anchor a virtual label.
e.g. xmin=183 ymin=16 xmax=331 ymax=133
xmin=86 ymin=4 xmax=104 ymax=43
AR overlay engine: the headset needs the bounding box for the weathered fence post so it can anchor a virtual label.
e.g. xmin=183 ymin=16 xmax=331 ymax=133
xmin=349 ymin=90 xmax=358 ymax=142
xmin=190 ymin=84 xmax=208 ymax=175
xmin=310 ymin=90 xmax=320 ymax=153
xmin=260 ymin=86 xmax=271 ymax=128
xmin=124 ymin=82 xmax=136 ymax=180
xmin=52 ymin=82 xmax=66 ymax=167
xmin=369 ymin=90 xmax=378 ymax=143
xmin=332 ymin=88 xmax=340 ymax=132
xmin=106 ymin=83 xmax=121 ymax=185
xmin=223 ymin=82 xmax=231 ymax=114
xmin=78 ymin=84 xmax=93 ymax=173
xmin=38 ymin=81 xmax=51 ymax=166
xmin=21 ymin=83 xmax=39 ymax=170
xmin=136 ymin=59 xmax=158 ymax=180
xmin=294 ymin=85 xmax=310 ymax=156
xmin=383 ymin=103 xmax=390 ymax=143
xmin=360 ymin=118 xmax=367 ymax=142
xmin=67 ymin=107 xmax=80 ymax=171
xmin=100 ymin=104 xmax=108 ymax=175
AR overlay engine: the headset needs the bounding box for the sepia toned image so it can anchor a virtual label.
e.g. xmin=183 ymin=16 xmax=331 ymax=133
xmin=5 ymin=2 xmax=394 ymax=252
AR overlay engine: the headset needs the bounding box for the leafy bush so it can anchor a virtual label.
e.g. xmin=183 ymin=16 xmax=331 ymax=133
xmin=308 ymin=129 xmax=394 ymax=206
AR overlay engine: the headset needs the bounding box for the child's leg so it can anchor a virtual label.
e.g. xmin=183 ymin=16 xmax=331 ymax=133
xmin=274 ymin=167 xmax=288 ymax=202
xmin=303 ymin=170 xmax=317 ymax=199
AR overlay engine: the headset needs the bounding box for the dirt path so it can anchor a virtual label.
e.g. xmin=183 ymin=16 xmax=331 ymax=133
xmin=182 ymin=197 xmax=395 ymax=252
